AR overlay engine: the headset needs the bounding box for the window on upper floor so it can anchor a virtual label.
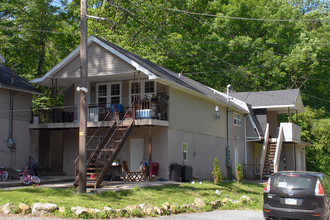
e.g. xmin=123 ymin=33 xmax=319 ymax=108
xmin=233 ymin=112 xmax=241 ymax=126
xmin=129 ymin=80 xmax=156 ymax=104
xmin=96 ymin=82 xmax=122 ymax=106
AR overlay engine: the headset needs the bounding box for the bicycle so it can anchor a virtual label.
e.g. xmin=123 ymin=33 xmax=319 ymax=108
xmin=0 ymin=166 xmax=9 ymax=181
xmin=19 ymin=166 xmax=40 ymax=185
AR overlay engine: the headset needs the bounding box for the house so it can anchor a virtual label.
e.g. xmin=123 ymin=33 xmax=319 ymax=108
xmin=29 ymin=36 xmax=306 ymax=187
xmin=231 ymin=89 xmax=307 ymax=179
xmin=0 ymin=53 xmax=40 ymax=170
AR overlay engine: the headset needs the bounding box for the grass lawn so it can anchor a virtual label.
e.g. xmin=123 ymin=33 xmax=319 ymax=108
xmin=0 ymin=181 xmax=264 ymax=218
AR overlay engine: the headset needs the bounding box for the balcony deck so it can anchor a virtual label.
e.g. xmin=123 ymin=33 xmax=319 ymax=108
xmin=29 ymin=119 xmax=169 ymax=129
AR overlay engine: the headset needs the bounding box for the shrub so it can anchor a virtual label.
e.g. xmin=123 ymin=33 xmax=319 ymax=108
xmin=212 ymin=158 xmax=222 ymax=185
xmin=236 ymin=163 xmax=243 ymax=184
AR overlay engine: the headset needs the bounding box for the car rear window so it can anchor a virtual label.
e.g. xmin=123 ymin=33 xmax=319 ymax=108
xmin=272 ymin=175 xmax=316 ymax=190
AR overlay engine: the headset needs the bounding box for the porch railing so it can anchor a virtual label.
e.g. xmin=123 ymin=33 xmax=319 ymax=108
xmin=32 ymin=103 xmax=124 ymax=124
xmin=243 ymin=164 xmax=261 ymax=180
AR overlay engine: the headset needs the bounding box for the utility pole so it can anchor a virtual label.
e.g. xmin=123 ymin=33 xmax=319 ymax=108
xmin=78 ymin=0 xmax=88 ymax=193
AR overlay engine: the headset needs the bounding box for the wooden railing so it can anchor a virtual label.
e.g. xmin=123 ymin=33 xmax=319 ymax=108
xmin=273 ymin=126 xmax=284 ymax=173
xmin=259 ymin=123 xmax=269 ymax=179
xmin=74 ymin=105 xmax=115 ymax=184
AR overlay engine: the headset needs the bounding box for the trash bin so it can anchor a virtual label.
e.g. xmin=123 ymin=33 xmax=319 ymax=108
xmin=181 ymin=165 xmax=193 ymax=182
xmin=170 ymin=163 xmax=182 ymax=181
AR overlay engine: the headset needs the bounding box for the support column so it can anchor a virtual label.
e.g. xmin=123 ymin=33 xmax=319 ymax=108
xmin=148 ymin=126 xmax=152 ymax=181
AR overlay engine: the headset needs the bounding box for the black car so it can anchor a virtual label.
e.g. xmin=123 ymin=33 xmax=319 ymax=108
xmin=263 ymin=171 xmax=330 ymax=220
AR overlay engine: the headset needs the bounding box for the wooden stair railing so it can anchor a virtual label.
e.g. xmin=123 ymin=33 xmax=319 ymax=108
xmin=74 ymin=102 xmax=135 ymax=188
xmin=74 ymin=107 xmax=114 ymax=186
xmin=262 ymin=142 xmax=277 ymax=178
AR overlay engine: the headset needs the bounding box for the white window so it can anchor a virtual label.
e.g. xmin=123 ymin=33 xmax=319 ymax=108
xmin=130 ymin=81 xmax=141 ymax=104
xmin=233 ymin=112 xmax=241 ymax=126
xmin=183 ymin=143 xmax=188 ymax=161
xmin=97 ymin=84 xmax=107 ymax=106
xmin=129 ymin=80 xmax=157 ymax=104
xmin=144 ymin=81 xmax=155 ymax=98
xmin=96 ymin=82 xmax=122 ymax=106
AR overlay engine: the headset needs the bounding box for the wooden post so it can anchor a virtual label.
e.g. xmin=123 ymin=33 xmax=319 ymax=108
xmin=148 ymin=125 xmax=152 ymax=181
xmin=78 ymin=0 xmax=88 ymax=193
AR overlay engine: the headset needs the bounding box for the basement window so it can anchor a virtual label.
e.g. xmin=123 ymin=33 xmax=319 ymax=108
xmin=183 ymin=143 xmax=188 ymax=161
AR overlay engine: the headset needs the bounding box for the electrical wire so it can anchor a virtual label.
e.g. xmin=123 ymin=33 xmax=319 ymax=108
xmin=131 ymin=2 xmax=330 ymax=22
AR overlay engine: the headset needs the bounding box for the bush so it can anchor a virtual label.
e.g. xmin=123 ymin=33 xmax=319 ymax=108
xmin=236 ymin=164 xmax=243 ymax=184
xmin=212 ymin=158 xmax=222 ymax=185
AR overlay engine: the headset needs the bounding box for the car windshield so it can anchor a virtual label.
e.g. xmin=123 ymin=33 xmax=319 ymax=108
xmin=272 ymin=175 xmax=315 ymax=190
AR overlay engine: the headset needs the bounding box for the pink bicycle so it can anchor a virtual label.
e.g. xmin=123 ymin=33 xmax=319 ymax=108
xmin=0 ymin=166 xmax=9 ymax=181
xmin=19 ymin=166 xmax=40 ymax=185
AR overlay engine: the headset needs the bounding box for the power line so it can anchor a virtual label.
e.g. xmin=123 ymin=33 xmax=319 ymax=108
xmin=131 ymin=2 xmax=330 ymax=22
xmin=0 ymin=25 xmax=79 ymax=35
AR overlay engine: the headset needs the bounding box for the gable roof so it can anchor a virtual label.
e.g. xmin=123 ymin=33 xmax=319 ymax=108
xmin=231 ymin=89 xmax=304 ymax=113
xmin=31 ymin=35 xmax=248 ymax=112
xmin=0 ymin=63 xmax=39 ymax=94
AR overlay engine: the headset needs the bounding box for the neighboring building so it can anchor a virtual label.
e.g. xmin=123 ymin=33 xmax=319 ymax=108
xmin=0 ymin=54 xmax=40 ymax=170
xmin=29 ymin=36 xmax=307 ymax=187
xmin=231 ymin=89 xmax=307 ymax=179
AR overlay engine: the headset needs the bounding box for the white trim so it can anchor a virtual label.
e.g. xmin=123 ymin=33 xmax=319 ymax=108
xmin=208 ymin=87 xmax=250 ymax=112
xmin=182 ymin=143 xmax=188 ymax=162
xmin=30 ymin=36 xmax=159 ymax=84
xmin=157 ymin=78 xmax=249 ymax=113
xmin=251 ymin=104 xmax=296 ymax=109
xmin=128 ymin=79 xmax=156 ymax=105
xmin=92 ymin=37 xmax=158 ymax=80
xmin=96 ymin=81 xmax=122 ymax=106
xmin=233 ymin=112 xmax=241 ymax=127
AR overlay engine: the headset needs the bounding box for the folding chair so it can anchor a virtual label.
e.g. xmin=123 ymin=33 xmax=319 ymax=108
xmin=123 ymin=161 xmax=146 ymax=182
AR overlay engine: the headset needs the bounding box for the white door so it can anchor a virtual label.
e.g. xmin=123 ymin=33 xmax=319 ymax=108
xmin=130 ymin=139 xmax=144 ymax=171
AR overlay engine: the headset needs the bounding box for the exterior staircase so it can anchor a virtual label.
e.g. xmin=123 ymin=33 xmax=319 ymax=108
xmin=74 ymin=104 xmax=135 ymax=188
xmin=262 ymin=141 xmax=277 ymax=179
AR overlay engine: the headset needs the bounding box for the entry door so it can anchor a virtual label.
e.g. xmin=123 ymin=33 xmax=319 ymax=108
xmin=130 ymin=139 xmax=144 ymax=171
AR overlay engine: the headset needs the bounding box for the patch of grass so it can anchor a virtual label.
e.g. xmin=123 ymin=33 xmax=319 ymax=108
xmin=0 ymin=181 xmax=264 ymax=217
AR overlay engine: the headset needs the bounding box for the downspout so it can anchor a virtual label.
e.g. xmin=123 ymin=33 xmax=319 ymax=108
xmin=226 ymin=85 xmax=231 ymax=177
xmin=226 ymin=85 xmax=231 ymax=149
xmin=244 ymin=115 xmax=247 ymax=165
xmin=8 ymin=64 xmax=16 ymax=168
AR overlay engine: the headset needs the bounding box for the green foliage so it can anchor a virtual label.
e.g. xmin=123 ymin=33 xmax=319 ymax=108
xmin=212 ymin=158 xmax=222 ymax=185
xmin=131 ymin=208 xmax=144 ymax=217
xmin=289 ymin=107 xmax=329 ymax=175
xmin=236 ymin=163 xmax=243 ymax=184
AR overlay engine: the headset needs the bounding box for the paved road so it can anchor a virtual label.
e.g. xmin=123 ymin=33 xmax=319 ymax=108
xmin=0 ymin=210 xmax=263 ymax=220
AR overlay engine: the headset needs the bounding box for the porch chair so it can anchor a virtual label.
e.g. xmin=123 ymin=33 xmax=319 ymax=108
xmin=122 ymin=161 xmax=146 ymax=182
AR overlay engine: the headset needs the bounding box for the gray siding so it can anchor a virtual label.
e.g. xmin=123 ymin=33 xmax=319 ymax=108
xmin=0 ymin=89 xmax=10 ymax=119
xmin=168 ymin=129 xmax=245 ymax=180
xmin=0 ymin=89 xmax=31 ymax=121
xmin=122 ymin=80 xmax=129 ymax=107
xmin=168 ymin=88 xmax=227 ymax=138
xmin=267 ymin=111 xmax=278 ymax=138
xmin=229 ymin=111 xmax=245 ymax=141
xmin=53 ymin=42 xmax=136 ymax=79
xmin=63 ymin=85 xmax=75 ymax=106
